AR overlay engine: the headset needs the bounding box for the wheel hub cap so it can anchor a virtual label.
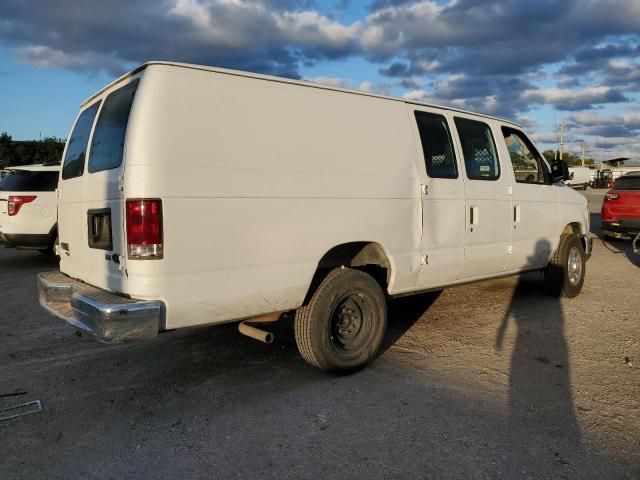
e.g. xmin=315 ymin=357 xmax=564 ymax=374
xmin=567 ymin=246 xmax=583 ymax=286
xmin=330 ymin=296 xmax=366 ymax=351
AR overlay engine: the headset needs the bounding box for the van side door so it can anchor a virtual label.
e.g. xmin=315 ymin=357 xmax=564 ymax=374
xmin=410 ymin=107 xmax=466 ymax=288
xmin=499 ymin=127 xmax=559 ymax=269
xmin=452 ymin=116 xmax=512 ymax=279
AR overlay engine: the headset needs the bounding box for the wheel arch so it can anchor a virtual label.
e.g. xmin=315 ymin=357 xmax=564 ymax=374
xmin=303 ymin=241 xmax=393 ymax=305
xmin=561 ymin=222 xmax=588 ymax=251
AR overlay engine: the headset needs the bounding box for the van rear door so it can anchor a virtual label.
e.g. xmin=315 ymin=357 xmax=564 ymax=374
xmin=59 ymin=78 xmax=139 ymax=293
xmin=59 ymin=102 xmax=101 ymax=277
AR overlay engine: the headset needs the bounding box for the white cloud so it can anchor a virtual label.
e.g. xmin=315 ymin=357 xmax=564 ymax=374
xmin=169 ymin=0 xmax=361 ymax=55
xmin=520 ymin=86 xmax=626 ymax=109
xmin=357 ymin=81 xmax=374 ymax=92
xmin=402 ymin=89 xmax=427 ymax=101
xmin=303 ymin=76 xmax=347 ymax=87
xmin=12 ymin=45 xmax=125 ymax=74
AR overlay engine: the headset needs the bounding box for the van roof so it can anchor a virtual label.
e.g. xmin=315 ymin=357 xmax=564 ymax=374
xmin=82 ymin=61 xmax=521 ymax=127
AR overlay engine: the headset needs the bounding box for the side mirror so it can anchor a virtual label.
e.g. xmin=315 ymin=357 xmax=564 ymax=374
xmin=551 ymin=159 xmax=570 ymax=183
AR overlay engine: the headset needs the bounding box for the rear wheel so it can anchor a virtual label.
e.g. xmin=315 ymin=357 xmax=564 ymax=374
xmin=294 ymin=268 xmax=387 ymax=373
xmin=39 ymin=231 xmax=58 ymax=256
xmin=544 ymin=233 xmax=585 ymax=298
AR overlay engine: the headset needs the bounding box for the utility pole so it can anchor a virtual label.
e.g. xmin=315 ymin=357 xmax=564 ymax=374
xmin=559 ymin=121 xmax=565 ymax=160
xmin=582 ymin=143 xmax=586 ymax=167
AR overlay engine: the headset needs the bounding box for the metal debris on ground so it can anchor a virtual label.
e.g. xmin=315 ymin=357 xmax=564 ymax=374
xmin=0 ymin=400 xmax=42 ymax=422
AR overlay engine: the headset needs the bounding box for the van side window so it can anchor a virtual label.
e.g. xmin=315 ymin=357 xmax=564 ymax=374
xmin=501 ymin=128 xmax=547 ymax=184
xmin=414 ymin=111 xmax=458 ymax=179
xmin=454 ymin=117 xmax=500 ymax=180
xmin=61 ymin=102 xmax=101 ymax=180
xmin=88 ymin=79 xmax=139 ymax=174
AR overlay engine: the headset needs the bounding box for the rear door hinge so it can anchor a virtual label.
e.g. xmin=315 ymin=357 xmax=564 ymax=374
xmin=118 ymin=176 xmax=124 ymax=193
xmin=420 ymin=254 xmax=428 ymax=265
xmin=55 ymin=188 xmax=61 ymax=199
xmin=507 ymin=186 xmax=513 ymax=195
xmin=507 ymin=245 xmax=513 ymax=254
xmin=421 ymin=184 xmax=428 ymax=195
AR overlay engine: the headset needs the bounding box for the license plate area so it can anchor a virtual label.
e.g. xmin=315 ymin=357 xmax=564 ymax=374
xmin=87 ymin=208 xmax=113 ymax=251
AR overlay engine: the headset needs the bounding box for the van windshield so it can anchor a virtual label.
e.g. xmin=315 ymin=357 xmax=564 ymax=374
xmin=0 ymin=170 xmax=59 ymax=192
xmin=614 ymin=176 xmax=640 ymax=190
xmin=88 ymin=79 xmax=139 ymax=174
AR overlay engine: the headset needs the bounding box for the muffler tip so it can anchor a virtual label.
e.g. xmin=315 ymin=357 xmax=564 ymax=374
xmin=238 ymin=321 xmax=275 ymax=344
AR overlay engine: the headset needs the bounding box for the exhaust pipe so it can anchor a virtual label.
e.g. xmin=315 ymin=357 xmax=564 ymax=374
xmin=238 ymin=312 xmax=281 ymax=344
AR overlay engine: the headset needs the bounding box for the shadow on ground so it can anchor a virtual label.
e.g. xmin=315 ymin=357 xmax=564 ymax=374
xmin=0 ymin=249 xmax=636 ymax=479
xmin=591 ymin=212 xmax=640 ymax=268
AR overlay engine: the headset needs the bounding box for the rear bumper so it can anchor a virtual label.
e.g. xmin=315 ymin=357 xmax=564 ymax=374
xmin=602 ymin=218 xmax=640 ymax=238
xmin=38 ymin=271 xmax=163 ymax=343
xmin=0 ymin=232 xmax=50 ymax=249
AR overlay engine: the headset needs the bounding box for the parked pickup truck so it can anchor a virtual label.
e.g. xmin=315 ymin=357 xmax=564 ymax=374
xmin=39 ymin=62 xmax=593 ymax=373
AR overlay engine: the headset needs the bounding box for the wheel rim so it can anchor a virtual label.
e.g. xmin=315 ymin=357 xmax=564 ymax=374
xmin=329 ymin=294 xmax=370 ymax=353
xmin=567 ymin=246 xmax=583 ymax=286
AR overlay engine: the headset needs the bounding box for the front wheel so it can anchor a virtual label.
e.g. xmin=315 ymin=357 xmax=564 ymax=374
xmin=544 ymin=233 xmax=585 ymax=298
xmin=294 ymin=268 xmax=387 ymax=373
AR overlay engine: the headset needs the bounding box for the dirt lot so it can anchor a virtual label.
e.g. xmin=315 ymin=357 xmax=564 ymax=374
xmin=1 ymin=190 xmax=638 ymax=479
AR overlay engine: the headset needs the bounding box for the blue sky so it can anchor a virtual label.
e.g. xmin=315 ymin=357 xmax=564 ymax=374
xmin=0 ymin=0 xmax=639 ymax=160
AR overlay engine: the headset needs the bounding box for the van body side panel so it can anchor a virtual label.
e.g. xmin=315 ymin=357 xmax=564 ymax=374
xmin=123 ymin=65 xmax=420 ymax=329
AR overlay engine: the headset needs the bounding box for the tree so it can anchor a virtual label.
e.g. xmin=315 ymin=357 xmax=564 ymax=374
xmin=541 ymin=149 xmax=595 ymax=167
xmin=0 ymin=132 xmax=64 ymax=169
xmin=0 ymin=132 xmax=14 ymax=169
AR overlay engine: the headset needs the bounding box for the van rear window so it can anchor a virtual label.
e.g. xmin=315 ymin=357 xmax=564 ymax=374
xmin=0 ymin=170 xmax=59 ymax=192
xmin=614 ymin=176 xmax=640 ymax=190
xmin=62 ymin=102 xmax=100 ymax=180
xmin=88 ymin=79 xmax=139 ymax=174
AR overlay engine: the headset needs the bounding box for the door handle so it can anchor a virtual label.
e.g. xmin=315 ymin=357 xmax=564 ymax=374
xmin=514 ymin=205 xmax=521 ymax=223
xmin=470 ymin=206 xmax=479 ymax=226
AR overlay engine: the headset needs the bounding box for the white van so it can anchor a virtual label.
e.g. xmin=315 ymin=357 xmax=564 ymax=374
xmin=566 ymin=166 xmax=591 ymax=190
xmin=0 ymin=164 xmax=59 ymax=253
xmin=39 ymin=62 xmax=593 ymax=372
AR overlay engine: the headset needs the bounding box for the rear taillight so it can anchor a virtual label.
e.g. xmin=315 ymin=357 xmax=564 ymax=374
xmin=605 ymin=193 xmax=619 ymax=201
xmin=126 ymin=199 xmax=163 ymax=259
xmin=8 ymin=195 xmax=37 ymax=216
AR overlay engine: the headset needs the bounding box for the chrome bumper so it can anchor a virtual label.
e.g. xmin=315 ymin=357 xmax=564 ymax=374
xmin=38 ymin=271 xmax=163 ymax=343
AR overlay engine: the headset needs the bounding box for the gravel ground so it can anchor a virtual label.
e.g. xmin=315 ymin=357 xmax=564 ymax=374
xmin=0 ymin=189 xmax=638 ymax=479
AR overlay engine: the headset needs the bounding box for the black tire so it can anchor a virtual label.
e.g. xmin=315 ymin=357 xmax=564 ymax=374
xmin=544 ymin=233 xmax=585 ymax=298
xmin=294 ymin=267 xmax=387 ymax=373
xmin=39 ymin=231 xmax=58 ymax=256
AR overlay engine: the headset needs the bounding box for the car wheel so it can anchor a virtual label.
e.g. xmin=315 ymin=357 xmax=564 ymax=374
xmin=39 ymin=231 xmax=58 ymax=256
xmin=294 ymin=267 xmax=387 ymax=373
xmin=544 ymin=233 xmax=586 ymax=298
